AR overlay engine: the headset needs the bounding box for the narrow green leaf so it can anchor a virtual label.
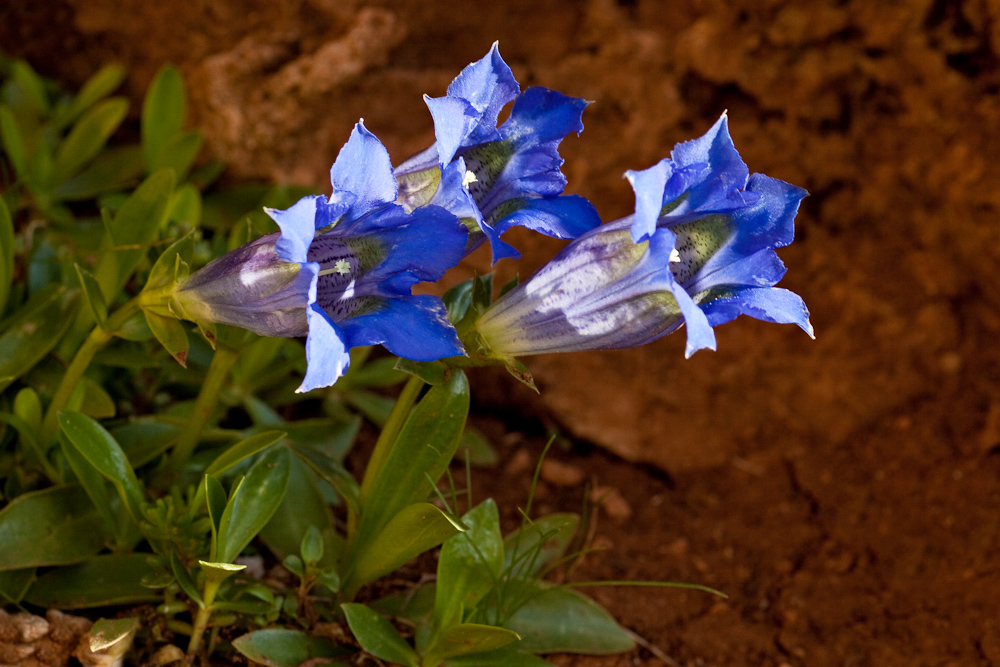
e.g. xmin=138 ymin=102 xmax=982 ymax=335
xmin=168 ymin=180 xmax=202 ymax=224
xmin=0 ymin=485 xmax=108 ymax=570
xmin=291 ymin=442 xmax=359 ymax=516
xmin=59 ymin=431 xmax=120 ymax=540
xmin=217 ymin=446 xmax=291 ymax=564
xmin=205 ymin=475 xmax=227 ymax=542
xmin=205 ymin=430 xmax=285 ymax=476
xmin=58 ymin=411 xmax=144 ymax=522
xmin=444 ymin=647 xmax=553 ymax=667
xmin=52 ymin=97 xmax=129 ymax=183
xmin=423 ymin=624 xmax=520 ymax=667
xmin=89 ymin=616 xmax=140 ymax=653
xmin=0 ymin=106 xmax=28 ymax=180
xmin=342 ymin=603 xmax=419 ymax=667
xmin=502 ymin=513 xmax=579 ymax=579
xmin=0 ymin=568 xmax=36 ymax=604
xmin=25 ymin=553 xmax=159 ymax=608
xmin=56 ymin=63 xmax=126 ymax=129
xmin=79 ymin=378 xmax=116 ymax=419
xmin=0 ymin=196 xmax=13 ymax=315
xmin=503 ymin=584 xmax=635 ymax=654
xmin=144 ymin=310 xmax=189 ymax=367
xmin=232 ymin=629 xmax=351 ymax=667
xmin=95 ymin=169 xmax=175 ymax=299
xmin=10 ymin=61 xmax=49 ymax=115
xmin=154 ymin=130 xmax=202 ymax=178
xmin=141 ymin=64 xmax=185 ymax=172
xmin=74 ymin=263 xmax=108 ymax=327
xmin=443 ymin=279 xmax=474 ymax=323
xmin=259 ymin=455 xmax=338 ymax=568
xmin=112 ymin=417 xmax=181 ymax=466
xmin=435 ymin=499 xmax=504 ymax=633
xmin=395 ymin=358 xmax=449 ymax=385
xmin=348 ymin=503 xmax=464 ymax=593
xmin=457 ymin=427 xmax=500 ymax=468
xmin=170 ymin=552 xmax=203 ymax=606
xmin=51 ymin=144 xmax=144 ymax=201
xmin=0 ymin=285 xmax=81 ymax=393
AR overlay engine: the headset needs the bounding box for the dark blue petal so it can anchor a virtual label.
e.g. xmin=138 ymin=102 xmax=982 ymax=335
xmin=688 ymin=248 xmax=788 ymax=295
xmin=484 ymin=195 xmax=602 ymax=262
xmin=339 ymin=295 xmax=465 ymax=361
xmin=699 ymin=287 xmax=814 ymax=337
xmin=298 ymin=303 xmax=351 ymax=393
xmin=668 ymin=279 xmax=717 ymax=357
xmin=328 ymin=121 xmax=398 ymax=219
xmin=668 ymin=114 xmax=750 ymax=215
xmin=499 ymin=87 xmax=589 ymax=146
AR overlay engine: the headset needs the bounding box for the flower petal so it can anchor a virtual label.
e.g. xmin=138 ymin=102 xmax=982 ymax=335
xmin=699 ymin=286 xmax=814 ymax=337
xmin=339 ymin=295 xmax=465 ymax=361
xmin=298 ymin=303 xmax=351 ymax=393
xmin=445 ymin=41 xmax=519 ymax=146
xmin=329 ymin=121 xmax=398 ymax=219
xmin=268 ymin=195 xmax=322 ymax=264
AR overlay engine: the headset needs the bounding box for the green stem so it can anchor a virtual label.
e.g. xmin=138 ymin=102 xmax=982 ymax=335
xmin=186 ymin=576 xmax=222 ymax=657
xmin=357 ymin=373 xmax=425 ymax=506
xmin=38 ymin=298 xmax=140 ymax=451
xmin=167 ymin=344 xmax=240 ymax=472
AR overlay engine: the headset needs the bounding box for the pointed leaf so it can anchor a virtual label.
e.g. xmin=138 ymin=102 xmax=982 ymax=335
xmin=205 ymin=430 xmax=285 ymax=476
xmin=502 ymin=513 xmax=579 ymax=579
xmin=0 ymin=285 xmax=81 ymax=393
xmin=25 ymin=553 xmax=159 ymax=608
xmin=435 ymin=499 xmax=503 ymax=633
xmin=342 ymin=603 xmax=419 ymax=667
xmin=58 ymin=411 xmax=144 ymax=522
xmin=232 ymin=629 xmax=351 ymax=667
xmin=0 ymin=106 xmax=28 ymax=179
xmin=59 ymin=431 xmax=121 ymax=540
xmin=52 ymin=97 xmax=129 ymax=182
xmin=79 ymin=378 xmax=116 ymax=419
xmin=56 ymin=62 xmax=126 ymax=129
xmin=504 ymin=584 xmax=635 ymax=654
xmin=259 ymin=455 xmax=339 ymax=568
xmin=52 ymin=145 xmax=144 ymax=201
xmin=144 ymin=310 xmax=189 ymax=366
xmin=348 ymin=503 xmax=464 ymax=593
xmin=423 ymin=624 xmax=520 ymax=667
xmin=74 ymin=263 xmax=108 ymax=328
xmin=0 ymin=485 xmax=108 ymax=570
xmin=142 ymin=64 xmax=185 ymax=171
xmin=217 ymin=446 xmax=291 ymax=563
xmin=89 ymin=616 xmax=140 ymax=653
xmin=170 ymin=552 xmax=202 ymax=606
xmin=291 ymin=442 xmax=359 ymax=516
xmin=154 ymin=130 xmax=202 ymax=178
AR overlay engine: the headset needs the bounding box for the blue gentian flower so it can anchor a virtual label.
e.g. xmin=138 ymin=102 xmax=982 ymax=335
xmin=472 ymin=114 xmax=813 ymax=359
xmin=175 ymin=122 xmax=468 ymax=392
xmin=394 ymin=43 xmax=601 ymax=262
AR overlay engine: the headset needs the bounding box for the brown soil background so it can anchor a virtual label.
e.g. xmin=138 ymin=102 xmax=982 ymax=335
xmin=4 ymin=0 xmax=1000 ymax=665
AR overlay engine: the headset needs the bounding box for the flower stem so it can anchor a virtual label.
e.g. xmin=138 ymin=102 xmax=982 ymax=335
xmin=38 ymin=298 xmax=140 ymax=452
xmin=186 ymin=576 xmax=222 ymax=657
xmin=167 ymin=344 xmax=240 ymax=472
xmin=356 ymin=373 xmax=425 ymax=511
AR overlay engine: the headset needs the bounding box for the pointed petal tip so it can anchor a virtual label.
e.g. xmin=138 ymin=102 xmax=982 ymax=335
xmin=803 ymin=318 xmax=816 ymax=339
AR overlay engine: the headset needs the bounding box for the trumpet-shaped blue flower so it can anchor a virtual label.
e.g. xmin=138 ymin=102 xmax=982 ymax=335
xmin=394 ymin=43 xmax=601 ymax=262
xmin=176 ymin=122 xmax=468 ymax=392
xmin=473 ymin=114 xmax=813 ymax=359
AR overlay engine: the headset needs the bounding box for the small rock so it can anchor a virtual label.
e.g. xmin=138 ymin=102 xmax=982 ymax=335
xmin=590 ymin=485 xmax=633 ymax=522
xmin=540 ymin=459 xmax=585 ymax=487
xmin=504 ymin=448 xmax=533 ymax=476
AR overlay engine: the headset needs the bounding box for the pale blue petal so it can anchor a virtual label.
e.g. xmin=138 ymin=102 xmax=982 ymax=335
xmin=298 ymin=303 xmax=351 ymax=393
xmin=329 ymin=121 xmax=398 ymax=217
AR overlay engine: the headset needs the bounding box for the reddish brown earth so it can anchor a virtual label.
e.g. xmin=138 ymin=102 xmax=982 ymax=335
xmin=4 ymin=1 xmax=1000 ymax=665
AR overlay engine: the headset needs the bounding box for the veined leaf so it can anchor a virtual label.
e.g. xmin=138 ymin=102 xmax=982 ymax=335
xmin=0 ymin=485 xmax=108 ymax=570
xmin=435 ymin=499 xmax=503 ymax=634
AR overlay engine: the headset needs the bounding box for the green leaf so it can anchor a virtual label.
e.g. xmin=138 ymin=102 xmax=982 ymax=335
xmin=10 ymin=61 xmax=49 ymax=115
xmin=395 ymin=358 xmax=449 ymax=385
xmin=423 ymin=624 xmax=520 ymax=667
xmin=371 ymin=583 xmax=436 ymax=627
xmin=112 ymin=417 xmax=181 ymax=467
xmin=291 ymin=442 xmax=359 ymax=517
xmin=259 ymin=455 xmax=338 ymax=568
xmin=232 ymin=629 xmax=352 ymax=667
xmin=0 ymin=106 xmax=28 ymax=180
xmin=0 ymin=485 xmax=109 ymax=570
xmin=141 ymin=64 xmax=185 ymax=172
xmin=95 ymin=168 xmax=175 ymax=300
xmin=52 ymin=145 xmax=144 ymax=201
xmin=300 ymin=525 xmax=324 ymax=566
xmin=78 ymin=378 xmax=116 ymax=419
xmin=502 ymin=513 xmax=579 ymax=579
xmin=345 ymin=355 xmax=408 ymax=388
xmin=0 ymin=285 xmax=81 ymax=393
xmin=144 ymin=310 xmax=189 ymax=367
xmin=347 ymin=503 xmax=464 ymax=593
xmin=168 ymin=181 xmax=202 ymax=224
xmin=342 ymin=603 xmax=419 ymax=667
xmin=89 ymin=617 xmax=139 ymax=653
xmin=170 ymin=551 xmax=202 ymax=606
xmin=503 ymin=584 xmax=635 ymax=654
xmin=205 ymin=475 xmax=227 ymax=540
xmin=58 ymin=411 xmax=144 ymax=522
xmin=52 ymin=97 xmax=129 ymax=183
xmin=55 ymin=62 xmax=126 ymax=129
xmin=457 ymin=426 xmax=499 ymax=467
xmin=155 ymin=130 xmax=202 ymax=179
xmin=58 ymin=431 xmax=121 ymax=541
xmin=444 ymin=647 xmax=553 ymax=667
xmin=205 ymin=430 xmax=285 ymax=476
xmin=217 ymin=446 xmax=291 ymax=564
xmin=443 ymin=279 xmax=474 ymax=323
xmin=435 ymin=499 xmax=504 ymax=633
xmin=74 ymin=263 xmax=108 ymax=328
xmin=13 ymin=386 xmax=42 ymax=433
xmin=344 ymin=389 xmax=395 ymax=427
xmin=0 ymin=196 xmax=13 ymax=315
xmin=144 ymin=230 xmax=194 ymax=292
xmin=25 ymin=553 xmax=159 ymax=608
xmin=0 ymin=568 xmax=35 ymax=604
